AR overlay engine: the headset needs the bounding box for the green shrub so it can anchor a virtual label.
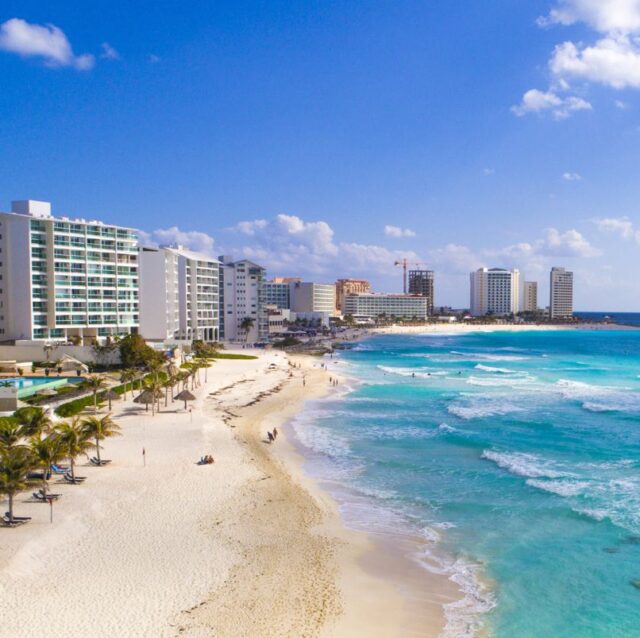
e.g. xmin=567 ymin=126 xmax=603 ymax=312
xmin=208 ymin=353 xmax=257 ymax=360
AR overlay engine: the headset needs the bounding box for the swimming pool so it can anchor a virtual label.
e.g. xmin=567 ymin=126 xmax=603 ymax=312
xmin=0 ymin=376 xmax=83 ymax=398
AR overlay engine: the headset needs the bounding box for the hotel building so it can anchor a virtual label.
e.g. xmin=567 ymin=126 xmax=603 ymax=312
xmin=263 ymin=277 xmax=301 ymax=309
xmin=290 ymin=282 xmax=336 ymax=314
xmin=408 ymin=270 xmax=434 ymax=316
xmin=470 ymin=268 xmax=520 ymax=316
xmin=343 ymin=293 xmax=428 ymax=321
xmin=0 ymin=200 xmax=139 ymax=342
xmin=219 ymin=257 xmax=268 ymax=342
xmin=523 ymin=281 xmax=538 ymax=313
xmin=549 ymin=267 xmax=573 ymax=319
xmin=335 ymin=279 xmax=371 ymax=313
xmin=139 ymin=245 xmax=220 ymax=342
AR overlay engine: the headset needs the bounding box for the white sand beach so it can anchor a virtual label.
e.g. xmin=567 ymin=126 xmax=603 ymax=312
xmin=0 ymin=350 xmax=460 ymax=637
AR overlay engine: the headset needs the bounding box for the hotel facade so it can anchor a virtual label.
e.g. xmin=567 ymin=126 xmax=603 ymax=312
xmin=139 ymin=245 xmax=220 ymax=342
xmin=549 ymin=267 xmax=573 ymax=319
xmin=523 ymin=281 xmax=538 ymax=313
xmin=335 ymin=278 xmax=371 ymax=313
xmin=0 ymin=200 xmax=139 ymax=343
xmin=343 ymin=293 xmax=428 ymax=321
xmin=219 ymin=257 xmax=268 ymax=343
xmin=470 ymin=267 xmax=520 ymax=316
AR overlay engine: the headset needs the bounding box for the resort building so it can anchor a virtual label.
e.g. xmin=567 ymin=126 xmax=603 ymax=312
xmin=408 ymin=270 xmax=434 ymax=316
xmin=335 ymin=278 xmax=371 ymax=313
xmin=549 ymin=267 xmax=573 ymax=319
xmin=219 ymin=256 xmax=268 ymax=343
xmin=290 ymin=282 xmax=336 ymax=314
xmin=343 ymin=293 xmax=428 ymax=321
xmin=523 ymin=281 xmax=538 ymax=313
xmin=263 ymin=278 xmax=299 ymax=309
xmin=138 ymin=245 xmax=220 ymax=342
xmin=0 ymin=200 xmax=139 ymax=343
xmin=470 ymin=268 xmax=520 ymax=316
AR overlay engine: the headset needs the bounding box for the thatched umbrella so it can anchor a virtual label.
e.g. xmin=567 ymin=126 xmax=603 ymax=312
xmin=103 ymin=389 xmax=121 ymax=411
xmin=174 ymin=389 xmax=196 ymax=410
xmin=37 ymin=388 xmax=58 ymax=398
xmin=134 ymin=388 xmax=162 ymax=412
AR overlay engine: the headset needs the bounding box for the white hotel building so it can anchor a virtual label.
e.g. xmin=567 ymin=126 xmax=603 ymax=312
xmin=343 ymin=293 xmax=428 ymax=321
xmin=470 ymin=268 xmax=520 ymax=316
xmin=139 ymin=245 xmax=220 ymax=342
xmin=219 ymin=257 xmax=268 ymax=343
xmin=0 ymin=200 xmax=139 ymax=342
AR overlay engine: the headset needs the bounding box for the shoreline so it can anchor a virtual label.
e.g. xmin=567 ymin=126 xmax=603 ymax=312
xmin=0 ymin=349 xmax=461 ymax=637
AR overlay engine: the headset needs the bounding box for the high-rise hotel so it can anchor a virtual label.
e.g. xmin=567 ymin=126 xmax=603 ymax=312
xmin=470 ymin=267 xmax=520 ymax=316
xmin=0 ymin=200 xmax=139 ymax=342
xmin=550 ymin=267 xmax=573 ymax=319
xmin=139 ymin=245 xmax=220 ymax=342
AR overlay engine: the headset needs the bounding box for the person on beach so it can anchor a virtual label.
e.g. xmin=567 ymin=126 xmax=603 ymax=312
xmin=273 ymin=427 xmax=278 ymax=439
xmin=267 ymin=431 xmax=274 ymax=443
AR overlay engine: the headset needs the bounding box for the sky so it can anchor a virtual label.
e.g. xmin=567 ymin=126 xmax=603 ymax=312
xmin=1 ymin=1 xmax=640 ymax=310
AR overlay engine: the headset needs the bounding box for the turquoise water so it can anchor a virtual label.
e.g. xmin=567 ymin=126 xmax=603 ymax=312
xmin=291 ymin=330 xmax=640 ymax=637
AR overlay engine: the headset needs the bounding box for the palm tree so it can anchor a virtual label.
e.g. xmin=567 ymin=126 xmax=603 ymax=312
xmin=14 ymin=406 xmax=52 ymax=439
xmin=55 ymin=418 xmax=93 ymax=482
xmin=120 ymin=368 xmax=137 ymax=400
xmin=0 ymin=418 xmax=24 ymax=449
xmin=141 ymin=379 xmax=163 ymax=416
xmin=30 ymin=435 xmax=63 ymax=496
xmin=240 ymin=317 xmax=255 ymax=342
xmin=81 ymin=414 xmax=121 ymax=464
xmin=0 ymin=446 xmax=34 ymax=523
xmin=86 ymin=375 xmax=107 ymax=412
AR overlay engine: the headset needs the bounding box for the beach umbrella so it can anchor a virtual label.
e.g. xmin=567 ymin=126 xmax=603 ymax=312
xmin=37 ymin=388 xmax=58 ymax=400
xmin=134 ymin=388 xmax=162 ymax=412
xmin=174 ymin=389 xmax=196 ymax=410
xmin=103 ymin=389 xmax=121 ymax=411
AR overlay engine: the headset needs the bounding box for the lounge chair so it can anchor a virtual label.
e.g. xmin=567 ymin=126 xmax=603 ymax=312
xmin=90 ymin=457 xmax=111 ymax=466
xmin=5 ymin=512 xmax=31 ymax=521
xmin=63 ymin=473 xmax=86 ymax=484
xmin=2 ymin=515 xmax=27 ymax=526
xmin=51 ymin=464 xmax=68 ymax=474
xmin=33 ymin=492 xmax=60 ymax=501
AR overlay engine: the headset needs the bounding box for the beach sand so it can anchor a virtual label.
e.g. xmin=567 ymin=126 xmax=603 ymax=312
xmin=0 ymin=350 xmax=459 ymax=637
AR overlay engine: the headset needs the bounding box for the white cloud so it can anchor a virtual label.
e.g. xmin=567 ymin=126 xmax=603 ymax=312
xmin=140 ymin=226 xmax=216 ymax=256
xmin=384 ymin=225 xmax=416 ymax=238
xmin=483 ymin=168 xmax=495 ymax=176
xmin=550 ymin=35 xmax=640 ymax=89
xmin=562 ymin=171 xmax=583 ymax=181
xmin=229 ymin=214 xmax=421 ymax=279
xmin=541 ymin=228 xmax=601 ymax=257
xmin=100 ymin=42 xmax=119 ymax=60
xmin=428 ymin=243 xmax=483 ymax=275
xmin=149 ymin=54 xmax=161 ymax=63
xmin=511 ymin=89 xmax=592 ymax=119
xmin=540 ymin=0 xmax=640 ymax=34
xmin=233 ymin=219 xmax=268 ymax=236
xmin=615 ymin=99 xmax=629 ymax=108
xmin=516 ymin=2 xmax=640 ymax=118
xmin=0 ymin=18 xmax=94 ymax=70
xmin=593 ymin=216 xmax=635 ymax=238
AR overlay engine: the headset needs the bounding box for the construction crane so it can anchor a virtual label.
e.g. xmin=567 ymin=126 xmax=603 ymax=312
xmin=394 ymin=259 xmax=426 ymax=294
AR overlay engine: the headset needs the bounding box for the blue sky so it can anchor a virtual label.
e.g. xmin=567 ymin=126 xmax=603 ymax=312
xmin=1 ymin=1 xmax=640 ymax=310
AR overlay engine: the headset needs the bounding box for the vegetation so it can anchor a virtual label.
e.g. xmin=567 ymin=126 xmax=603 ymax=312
xmin=55 ymin=417 xmax=93 ymax=483
xmin=205 ymin=352 xmax=257 ymax=360
xmin=272 ymin=336 xmax=302 ymax=349
xmin=81 ymin=414 xmax=121 ymax=464
xmin=118 ymin=333 xmax=164 ymax=369
xmin=0 ymin=447 xmax=34 ymax=523
xmin=0 ymin=404 xmax=123 ymax=525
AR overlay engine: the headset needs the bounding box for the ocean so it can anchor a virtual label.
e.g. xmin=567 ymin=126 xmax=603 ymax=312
xmin=291 ymin=329 xmax=640 ymax=637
